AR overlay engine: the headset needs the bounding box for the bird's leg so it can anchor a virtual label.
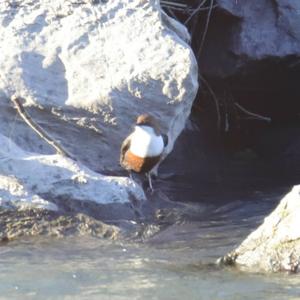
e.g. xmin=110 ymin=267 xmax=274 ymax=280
xmin=146 ymin=172 xmax=153 ymax=192
xmin=129 ymin=170 xmax=133 ymax=180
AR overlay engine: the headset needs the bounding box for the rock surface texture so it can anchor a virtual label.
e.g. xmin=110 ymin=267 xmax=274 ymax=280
xmin=198 ymin=0 xmax=300 ymax=125
xmin=0 ymin=134 xmax=144 ymax=211
xmin=202 ymin=0 xmax=300 ymax=77
xmin=0 ymin=0 xmax=198 ymax=213
xmin=221 ymin=186 xmax=300 ymax=273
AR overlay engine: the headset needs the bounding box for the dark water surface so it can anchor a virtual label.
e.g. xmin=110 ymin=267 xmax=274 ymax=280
xmin=1 ymin=184 xmax=300 ymax=300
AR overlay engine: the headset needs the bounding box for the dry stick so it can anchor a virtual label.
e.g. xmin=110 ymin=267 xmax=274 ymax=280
xmin=161 ymin=2 xmax=217 ymax=16
xmin=234 ymin=102 xmax=272 ymax=122
xmin=187 ymin=3 xmax=218 ymax=42
xmin=160 ymin=5 xmax=188 ymax=13
xmin=199 ymin=74 xmax=221 ymax=130
xmin=197 ymin=0 xmax=214 ymax=59
xmin=185 ymin=4 xmax=218 ymax=25
xmin=11 ymin=95 xmax=74 ymax=159
xmin=184 ymin=0 xmax=207 ymax=25
xmin=160 ymin=1 xmax=187 ymax=9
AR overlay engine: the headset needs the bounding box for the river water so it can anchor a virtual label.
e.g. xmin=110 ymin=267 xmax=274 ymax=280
xmin=1 ymin=182 xmax=300 ymax=300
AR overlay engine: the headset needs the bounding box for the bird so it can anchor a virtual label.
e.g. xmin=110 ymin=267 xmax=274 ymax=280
xmin=120 ymin=114 xmax=168 ymax=191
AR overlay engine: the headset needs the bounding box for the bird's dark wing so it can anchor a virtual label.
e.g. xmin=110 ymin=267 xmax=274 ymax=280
xmin=162 ymin=134 xmax=168 ymax=148
xmin=120 ymin=134 xmax=131 ymax=166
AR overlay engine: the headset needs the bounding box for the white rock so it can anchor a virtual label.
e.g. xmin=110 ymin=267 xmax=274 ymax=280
xmin=0 ymin=134 xmax=145 ymax=210
xmin=0 ymin=174 xmax=57 ymax=211
xmin=222 ymin=186 xmax=300 ymax=272
xmin=0 ymin=0 xmax=198 ymax=171
xmin=0 ymin=0 xmax=198 ymax=209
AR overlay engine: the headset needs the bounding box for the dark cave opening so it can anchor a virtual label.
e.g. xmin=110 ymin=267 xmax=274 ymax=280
xmin=160 ymin=2 xmax=300 ymax=203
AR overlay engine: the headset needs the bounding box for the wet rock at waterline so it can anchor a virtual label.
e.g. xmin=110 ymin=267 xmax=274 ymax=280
xmin=0 ymin=209 xmax=119 ymax=242
xmin=220 ymin=186 xmax=300 ymax=273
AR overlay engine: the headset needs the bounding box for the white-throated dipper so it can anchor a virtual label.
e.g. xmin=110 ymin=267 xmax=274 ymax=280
xmin=120 ymin=114 xmax=168 ymax=191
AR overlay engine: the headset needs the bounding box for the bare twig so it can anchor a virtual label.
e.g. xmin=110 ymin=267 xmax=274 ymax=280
xmin=185 ymin=4 xmax=218 ymax=25
xmin=199 ymin=74 xmax=221 ymax=130
xmin=184 ymin=0 xmax=207 ymax=25
xmin=160 ymin=1 xmax=187 ymax=9
xmin=234 ymin=102 xmax=272 ymax=122
xmin=184 ymin=0 xmax=215 ymax=25
xmin=160 ymin=5 xmax=188 ymax=13
xmin=161 ymin=5 xmax=216 ymax=13
xmin=10 ymin=95 xmax=74 ymax=159
xmin=197 ymin=0 xmax=214 ymax=58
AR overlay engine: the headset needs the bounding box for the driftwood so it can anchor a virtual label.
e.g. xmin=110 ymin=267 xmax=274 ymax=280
xmin=10 ymin=95 xmax=74 ymax=159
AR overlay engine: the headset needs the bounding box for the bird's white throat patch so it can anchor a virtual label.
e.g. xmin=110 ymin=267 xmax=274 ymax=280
xmin=130 ymin=125 xmax=164 ymax=158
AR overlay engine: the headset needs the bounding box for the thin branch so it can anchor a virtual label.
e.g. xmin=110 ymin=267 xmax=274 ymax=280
xmin=199 ymin=74 xmax=221 ymax=130
xmin=161 ymin=2 xmax=217 ymax=15
xmin=234 ymin=102 xmax=272 ymax=122
xmin=10 ymin=95 xmax=74 ymax=159
xmin=184 ymin=0 xmax=207 ymax=25
xmin=185 ymin=5 xmax=218 ymax=25
xmin=160 ymin=1 xmax=187 ymax=9
xmin=197 ymin=0 xmax=214 ymax=58
xmin=160 ymin=5 xmax=188 ymax=13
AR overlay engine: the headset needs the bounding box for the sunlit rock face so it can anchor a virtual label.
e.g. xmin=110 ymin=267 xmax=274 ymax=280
xmin=0 ymin=134 xmax=144 ymax=210
xmin=0 ymin=0 xmax=198 ymax=170
xmin=221 ymin=186 xmax=300 ymax=273
xmin=0 ymin=0 xmax=198 ymax=211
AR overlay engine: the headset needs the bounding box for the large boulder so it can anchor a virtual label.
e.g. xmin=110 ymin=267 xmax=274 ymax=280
xmin=195 ymin=0 xmax=300 ymax=127
xmin=202 ymin=0 xmax=300 ymax=77
xmin=0 ymin=0 xmax=198 ymax=212
xmin=220 ymin=185 xmax=300 ymax=273
xmin=0 ymin=0 xmax=198 ymax=171
xmin=0 ymin=134 xmax=144 ymax=211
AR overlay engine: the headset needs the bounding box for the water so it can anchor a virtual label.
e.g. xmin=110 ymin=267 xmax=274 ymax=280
xmin=1 ymin=187 xmax=300 ymax=300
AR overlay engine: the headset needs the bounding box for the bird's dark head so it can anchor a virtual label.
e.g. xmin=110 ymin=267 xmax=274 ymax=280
xmin=136 ymin=114 xmax=156 ymax=126
xmin=135 ymin=114 xmax=160 ymax=135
